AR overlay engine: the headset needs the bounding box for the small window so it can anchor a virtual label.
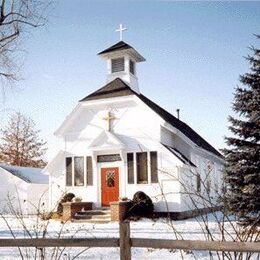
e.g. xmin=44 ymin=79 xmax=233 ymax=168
xmin=196 ymin=174 xmax=201 ymax=193
xmin=106 ymin=172 xmax=115 ymax=187
xmin=86 ymin=156 xmax=93 ymax=185
xmin=150 ymin=152 xmax=158 ymax=183
xmin=127 ymin=153 xmax=134 ymax=184
xmin=74 ymin=157 xmax=84 ymax=186
xmin=130 ymin=60 xmax=135 ymax=75
xmin=66 ymin=157 xmax=72 ymax=186
xmin=111 ymin=58 xmax=124 ymax=73
xmin=206 ymin=179 xmax=211 ymax=194
xmin=137 ymin=152 xmax=148 ymax=184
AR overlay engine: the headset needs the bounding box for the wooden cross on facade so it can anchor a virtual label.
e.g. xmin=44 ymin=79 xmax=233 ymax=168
xmin=103 ymin=111 xmax=117 ymax=132
xmin=116 ymin=23 xmax=127 ymax=41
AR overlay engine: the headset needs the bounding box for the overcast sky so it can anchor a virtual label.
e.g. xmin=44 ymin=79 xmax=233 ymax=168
xmin=1 ymin=1 xmax=259 ymax=161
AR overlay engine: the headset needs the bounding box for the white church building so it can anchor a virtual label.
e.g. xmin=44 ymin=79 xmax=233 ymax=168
xmin=46 ymin=29 xmax=224 ymax=219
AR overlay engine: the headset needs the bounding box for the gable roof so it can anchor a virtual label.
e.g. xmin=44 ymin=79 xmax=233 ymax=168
xmin=0 ymin=164 xmax=48 ymax=184
xmin=98 ymin=41 xmax=132 ymax=55
xmin=80 ymin=78 xmax=133 ymax=102
xmin=80 ymin=78 xmax=223 ymax=158
xmin=98 ymin=41 xmax=146 ymax=62
xmin=89 ymin=130 xmax=125 ymax=151
xmin=138 ymin=94 xmax=223 ymax=158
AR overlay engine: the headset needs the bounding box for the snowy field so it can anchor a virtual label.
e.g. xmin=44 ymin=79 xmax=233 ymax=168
xmin=0 ymin=213 xmax=258 ymax=259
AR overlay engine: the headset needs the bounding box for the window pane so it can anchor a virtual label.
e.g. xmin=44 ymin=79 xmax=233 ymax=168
xmin=150 ymin=152 xmax=158 ymax=183
xmin=74 ymin=157 xmax=84 ymax=186
xmin=66 ymin=157 xmax=72 ymax=186
xmin=137 ymin=152 xmax=148 ymax=184
xmin=127 ymin=153 xmax=134 ymax=184
xmin=106 ymin=172 xmax=115 ymax=187
xmin=112 ymin=58 xmax=124 ymax=73
xmin=86 ymin=156 xmax=93 ymax=185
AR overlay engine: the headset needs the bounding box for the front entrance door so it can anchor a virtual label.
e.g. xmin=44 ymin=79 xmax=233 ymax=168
xmin=101 ymin=167 xmax=119 ymax=207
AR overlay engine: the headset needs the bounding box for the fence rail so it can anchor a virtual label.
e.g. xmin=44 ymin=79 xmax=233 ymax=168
xmin=132 ymin=238 xmax=260 ymax=253
xmin=0 ymin=238 xmax=119 ymax=248
xmin=0 ymin=221 xmax=259 ymax=260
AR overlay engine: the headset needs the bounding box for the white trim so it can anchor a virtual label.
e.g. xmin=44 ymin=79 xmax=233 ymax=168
xmin=89 ymin=130 xmax=125 ymax=151
xmin=99 ymin=48 xmax=146 ymax=63
xmin=54 ymin=104 xmax=82 ymax=137
xmin=80 ymin=95 xmax=136 ymax=107
xmin=194 ymin=146 xmax=224 ymax=164
xmin=65 ymin=155 xmax=93 ymax=188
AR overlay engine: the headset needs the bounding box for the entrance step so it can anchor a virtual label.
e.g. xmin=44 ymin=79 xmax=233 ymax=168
xmin=73 ymin=208 xmax=111 ymax=223
xmin=72 ymin=218 xmax=111 ymax=224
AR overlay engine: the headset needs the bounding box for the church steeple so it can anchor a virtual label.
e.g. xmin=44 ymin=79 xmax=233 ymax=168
xmin=98 ymin=25 xmax=145 ymax=93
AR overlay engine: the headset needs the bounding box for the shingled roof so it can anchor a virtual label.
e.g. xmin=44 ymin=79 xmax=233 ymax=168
xmin=79 ymin=78 xmax=133 ymax=101
xmin=80 ymin=78 xmax=223 ymax=158
xmin=98 ymin=41 xmax=133 ymax=55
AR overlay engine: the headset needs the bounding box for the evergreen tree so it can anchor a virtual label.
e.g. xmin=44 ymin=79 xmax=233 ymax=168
xmin=223 ymin=38 xmax=260 ymax=224
xmin=0 ymin=112 xmax=47 ymax=168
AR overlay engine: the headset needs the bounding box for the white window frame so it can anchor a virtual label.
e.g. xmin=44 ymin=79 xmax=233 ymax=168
xmin=65 ymin=156 xmax=93 ymax=187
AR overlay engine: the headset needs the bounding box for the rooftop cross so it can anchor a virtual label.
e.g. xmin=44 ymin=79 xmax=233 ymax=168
xmin=115 ymin=23 xmax=127 ymax=41
xmin=103 ymin=111 xmax=117 ymax=132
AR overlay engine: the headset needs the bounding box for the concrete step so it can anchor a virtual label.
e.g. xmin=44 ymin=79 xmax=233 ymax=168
xmin=72 ymin=219 xmax=111 ymax=223
xmin=74 ymin=214 xmax=92 ymax=220
xmin=76 ymin=210 xmax=111 ymax=216
xmin=73 ymin=207 xmax=111 ymax=222
xmin=74 ymin=213 xmax=110 ymax=220
xmin=72 ymin=218 xmax=111 ymax=224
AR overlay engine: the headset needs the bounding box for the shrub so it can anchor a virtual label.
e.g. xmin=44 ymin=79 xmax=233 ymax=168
xmin=127 ymin=191 xmax=154 ymax=218
xmin=57 ymin=193 xmax=75 ymax=215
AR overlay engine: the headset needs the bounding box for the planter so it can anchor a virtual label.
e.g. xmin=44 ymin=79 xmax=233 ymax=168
xmin=110 ymin=201 xmax=131 ymax=222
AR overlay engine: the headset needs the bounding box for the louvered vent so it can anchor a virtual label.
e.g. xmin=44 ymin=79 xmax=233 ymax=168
xmin=130 ymin=60 xmax=135 ymax=75
xmin=111 ymin=58 xmax=125 ymax=73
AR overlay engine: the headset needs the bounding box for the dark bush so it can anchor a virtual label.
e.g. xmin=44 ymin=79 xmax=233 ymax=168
xmin=127 ymin=191 xmax=154 ymax=218
xmin=57 ymin=193 xmax=75 ymax=215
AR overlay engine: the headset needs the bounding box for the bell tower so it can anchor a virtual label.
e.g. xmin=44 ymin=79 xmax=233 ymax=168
xmin=98 ymin=24 xmax=145 ymax=94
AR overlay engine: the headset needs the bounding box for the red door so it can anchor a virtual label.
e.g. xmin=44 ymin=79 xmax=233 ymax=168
xmin=101 ymin=167 xmax=119 ymax=207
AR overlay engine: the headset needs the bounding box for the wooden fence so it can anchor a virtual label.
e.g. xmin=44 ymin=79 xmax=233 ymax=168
xmin=0 ymin=221 xmax=259 ymax=260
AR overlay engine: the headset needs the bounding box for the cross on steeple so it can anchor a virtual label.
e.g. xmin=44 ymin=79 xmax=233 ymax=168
xmin=115 ymin=23 xmax=127 ymax=41
xmin=103 ymin=111 xmax=117 ymax=132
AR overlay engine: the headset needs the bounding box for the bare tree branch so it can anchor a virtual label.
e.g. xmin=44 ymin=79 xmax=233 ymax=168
xmin=0 ymin=0 xmax=51 ymax=89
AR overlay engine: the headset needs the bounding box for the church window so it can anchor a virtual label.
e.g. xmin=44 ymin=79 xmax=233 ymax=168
xmin=130 ymin=60 xmax=135 ymax=75
xmin=150 ymin=151 xmax=158 ymax=183
xmin=74 ymin=157 xmax=84 ymax=186
xmin=196 ymin=174 xmax=201 ymax=193
xmin=65 ymin=157 xmax=72 ymax=186
xmin=137 ymin=152 xmax=148 ymax=184
xmin=86 ymin=156 xmax=93 ymax=185
xmin=127 ymin=153 xmax=134 ymax=184
xmin=111 ymin=58 xmax=124 ymax=73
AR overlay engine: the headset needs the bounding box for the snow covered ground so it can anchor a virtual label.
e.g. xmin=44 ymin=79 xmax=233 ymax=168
xmin=0 ymin=213 xmax=258 ymax=259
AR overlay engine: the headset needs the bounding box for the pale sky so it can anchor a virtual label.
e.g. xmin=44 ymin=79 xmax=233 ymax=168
xmin=0 ymin=1 xmax=259 ymax=161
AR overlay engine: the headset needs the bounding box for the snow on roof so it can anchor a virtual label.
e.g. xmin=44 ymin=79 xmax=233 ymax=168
xmin=0 ymin=164 xmax=48 ymax=184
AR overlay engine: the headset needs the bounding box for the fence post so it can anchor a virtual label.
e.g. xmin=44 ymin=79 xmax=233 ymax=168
xmin=119 ymin=220 xmax=131 ymax=260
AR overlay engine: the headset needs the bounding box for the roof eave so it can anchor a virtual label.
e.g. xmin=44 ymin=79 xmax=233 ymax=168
xmin=98 ymin=48 xmax=145 ymax=62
